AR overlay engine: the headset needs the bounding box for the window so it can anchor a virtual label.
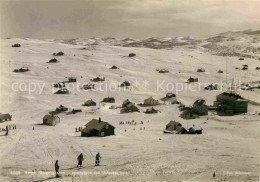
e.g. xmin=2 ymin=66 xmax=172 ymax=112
xmin=106 ymin=125 xmax=109 ymax=129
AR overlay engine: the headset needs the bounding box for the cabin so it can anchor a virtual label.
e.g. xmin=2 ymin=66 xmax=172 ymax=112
xmin=56 ymin=105 xmax=68 ymax=112
xmin=13 ymin=67 xmax=29 ymax=72
xmin=53 ymin=51 xmax=64 ymax=56
xmin=213 ymin=92 xmax=248 ymax=115
xmin=197 ymin=68 xmax=205 ymax=72
xmin=110 ymin=65 xmax=118 ymax=69
xmin=129 ymin=53 xmax=136 ymax=57
xmin=164 ymin=121 xmax=187 ymax=134
xmin=0 ymin=113 xmax=12 ymax=122
xmin=192 ymin=99 xmax=208 ymax=115
xmin=49 ymin=105 xmax=68 ymax=115
xmin=82 ymin=84 xmax=94 ymax=90
xmin=68 ymin=77 xmax=77 ymax=82
xmin=72 ymin=109 xmax=82 ymax=114
xmin=161 ymin=93 xmax=177 ymax=103
xmin=91 ymin=76 xmax=105 ymax=82
xmin=218 ymin=70 xmax=223 ymax=73
xmin=120 ymin=81 xmax=130 ymax=87
xmin=43 ymin=115 xmax=60 ymax=126
xmin=102 ymin=97 xmax=115 ymax=103
xmin=54 ymin=88 xmax=69 ymax=94
xmin=157 ymin=69 xmax=169 ymax=73
xmin=188 ymin=125 xmax=203 ymax=134
xmin=48 ymin=58 xmax=58 ymax=63
xmin=53 ymin=82 xmax=65 ymax=88
xmin=180 ymin=109 xmax=198 ymax=119
xmin=83 ymin=99 xmax=96 ymax=106
xmin=204 ymin=84 xmax=218 ymax=90
xmin=120 ymin=100 xmax=139 ymax=113
xmin=81 ymin=118 xmax=115 ymax=137
xmin=12 ymin=43 xmax=21 ymax=47
xmin=144 ymin=107 xmax=158 ymax=114
xmin=143 ymin=97 xmax=159 ymax=106
xmin=242 ymin=66 xmax=248 ymax=70
xmin=166 ymin=93 xmax=176 ymax=98
xmin=238 ymin=58 xmax=244 ymax=60
xmin=187 ymin=77 xmax=198 ymax=83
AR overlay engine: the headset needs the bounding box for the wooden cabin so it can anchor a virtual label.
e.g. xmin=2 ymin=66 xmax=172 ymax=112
xmin=81 ymin=118 xmax=115 ymax=137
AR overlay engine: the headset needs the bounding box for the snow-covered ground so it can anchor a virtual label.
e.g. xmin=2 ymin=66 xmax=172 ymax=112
xmin=0 ymin=33 xmax=260 ymax=182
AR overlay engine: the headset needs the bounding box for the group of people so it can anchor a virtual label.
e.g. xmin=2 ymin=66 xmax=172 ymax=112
xmin=119 ymin=120 xmax=149 ymax=125
xmin=54 ymin=152 xmax=102 ymax=178
xmin=1 ymin=124 xmax=17 ymax=136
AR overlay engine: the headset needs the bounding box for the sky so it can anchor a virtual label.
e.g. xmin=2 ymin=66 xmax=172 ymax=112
xmin=0 ymin=0 xmax=259 ymax=39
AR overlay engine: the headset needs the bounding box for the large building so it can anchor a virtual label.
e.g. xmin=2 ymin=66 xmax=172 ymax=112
xmin=214 ymin=92 xmax=248 ymax=115
xmin=81 ymin=118 xmax=115 ymax=137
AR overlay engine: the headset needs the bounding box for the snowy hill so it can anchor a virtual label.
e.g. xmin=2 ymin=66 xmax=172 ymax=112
xmin=0 ymin=30 xmax=260 ymax=182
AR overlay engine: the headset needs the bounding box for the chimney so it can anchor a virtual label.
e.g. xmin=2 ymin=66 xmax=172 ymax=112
xmin=99 ymin=117 xmax=101 ymax=122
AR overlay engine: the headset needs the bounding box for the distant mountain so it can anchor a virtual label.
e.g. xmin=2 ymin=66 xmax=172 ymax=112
xmin=55 ymin=30 xmax=260 ymax=59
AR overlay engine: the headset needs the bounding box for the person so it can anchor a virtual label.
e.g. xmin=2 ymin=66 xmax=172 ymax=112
xmin=55 ymin=160 xmax=59 ymax=177
xmin=95 ymin=152 xmax=101 ymax=166
xmin=5 ymin=126 xmax=8 ymax=136
xmin=77 ymin=153 xmax=84 ymax=168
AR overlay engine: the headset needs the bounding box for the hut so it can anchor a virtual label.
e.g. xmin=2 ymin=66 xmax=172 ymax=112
xmin=161 ymin=93 xmax=177 ymax=102
xmin=83 ymin=99 xmax=96 ymax=106
xmin=242 ymin=66 xmax=248 ymax=70
xmin=238 ymin=58 xmax=244 ymax=60
xmin=68 ymin=77 xmax=77 ymax=82
xmin=180 ymin=109 xmax=198 ymax=119
xmin=204 ymin=84 xmax=218 ymax=90
xmin=218 ymin=70 xmax=223 ymax=73
xmin=82 ymin=84 xmax=94 ymax=90
xmin=192 ymin=99 xmax=208 ymax=115
xmin=12 ymin=43 xmax=21 ymax=47
xmin=110 ymin=65 xmax=118 ymax=69
xmin=213 ymin=92 xmax=248 ymax=115
xmin=122 ymin=99 xmax=131 ymax=107
xmin=54 ymin=88 xmax=69 ymax=94
xmin=48 ymin=58 xmax=58 ymax=63
xmin=43 ymin=115 xmax=60 ymax=126
xmin=53 ymin=82 xmax=65 ymax=88
xmin=197 ymin=68 xmax=205 ymax=72
xmin=53 ymin=51 xmax=64 ymax=56
xmin=102 ymin=97 xmax=115 ymax=103
xmin=143 ymin=97 xmax=159 ymax=106
xmin=13 ymin=67 xmax=29 ymax=72
xmin=72 ymin=109 xmax=82 ymax=114
xmin=91 ymin=76 xmax=105 ymax=82
xmin=120 ymin=81 xmax=130 ymax=87
xmin=81 ymin=117 xmax=115 ymax=137
xmin=157 ymin=69 xmax=169 ymax=73
xmin=128 ymin=53 xmax=136 ymax=57
xmin=120 ymin=100 xmax=139 ymax=113
xmin=187 ymin=77 xmax=198 ymax=83
xmin=144 ymin=107 xmax=158 ymax=114
xmin=188 ymin=125 xmax=203 ymax=134
xmin=0 ymin=113 xmax=12 ymax=122
xmin=56 ymin=105 xmax=68 ymax=112
xmin=164 ymin=121 xmax=188 ymax=134
xmin=256 ymin=67 xmax=260 ymax=70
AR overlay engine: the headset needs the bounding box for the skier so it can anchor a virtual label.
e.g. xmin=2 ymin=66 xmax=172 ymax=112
xmin=95 ymin=152 xmax=101 ymax=166
xmin=55 ymin=160 xmax=60 ymax=178
xmin=77 ymin=153 xmax=84 ymax=168
xmin=5 ymin=126 xmax=8 ymax=136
